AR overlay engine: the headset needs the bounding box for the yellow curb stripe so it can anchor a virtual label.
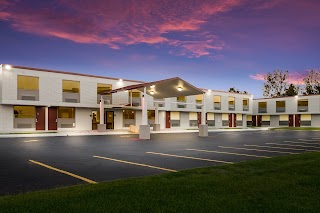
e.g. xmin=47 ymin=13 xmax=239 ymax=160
xmin=29 ymin=160 xmax=97 ymax=184
xmin=218 ymin=146 xmax=297 ymax=154
xmin=146 ymin=152 xmax=233 ymax=164
xmin=186 ymin=148 xmax=271 ymax=158
xmin=93 ymin=156 xmax=177 ymax=172
xmin=266 ymin=143 xmax=320 ymax=149
xmin=244 ymin=144 xmax=305 ymax=151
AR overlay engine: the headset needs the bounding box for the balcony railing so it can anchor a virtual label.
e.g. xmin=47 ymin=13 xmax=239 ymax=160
xmin=63 ymin=92 xmax=80 ymax=103
xmin=177 ymin=102 xmax=186 ymax=108
xmin=298 ymin=106 xmax=308 ymax=112
xmin=258 ymin=108 xmax=267 ymax=113
xmin=97 ymin=95 xmax=112 ymax=105
xmin=228 ymin=104 xmax=235 ymax=111
xmin=276 ymin=107 xmax=285 ymax=113
xmin=214 ymin=103 xmax=221 ymax=110
xmin=17 ymin=89 xmax=39 ymax=101
xmin=243 ymin=106 xmax=249 ymax=111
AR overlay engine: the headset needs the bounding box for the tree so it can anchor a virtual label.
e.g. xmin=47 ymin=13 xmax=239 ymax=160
xmin=284 ymin=84 xmax=300 ymax=96
xmin=228 ymin=87 xmax=248 ymax=94
xmin=262 ymin=70 xmax=288 ymax=97
xmin=303 ymin=70 xmax=320 ymax=95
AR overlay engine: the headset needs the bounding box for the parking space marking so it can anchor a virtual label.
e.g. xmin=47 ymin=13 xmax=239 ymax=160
xmin=266 ymin=143 xmax=320 ymax=149
xmin=24 ymin=140 xmax=39 ymax=143
xmin=93 ymin=156 xmax=177 ymax=172
xmin=186 ymin=148 xmax=271 ymax=158
xmin=29 ymin=160 xmax=97 ymax=184
xmin=299 ymin=139 xmax=319 ymax=142
xmin=283 ymin=141 xmax=320 ymax=145
xmin=244 ymin=144 xmax=305 ymax=151
xmin=218 ymin=146 xmax=297 ymax=154
xmin=146 ymin=152 xmax=233 ymax=164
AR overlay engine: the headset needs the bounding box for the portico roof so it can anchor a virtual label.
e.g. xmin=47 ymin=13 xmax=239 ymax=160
xmin=102 ymin=77 xmax=204 ymax=99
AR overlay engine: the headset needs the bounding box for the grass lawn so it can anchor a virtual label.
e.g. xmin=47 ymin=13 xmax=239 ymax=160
xmin=1 ymin=153 xmax=320 ymax=213
xmin=270 ymin=127 xmax=320 ymax=131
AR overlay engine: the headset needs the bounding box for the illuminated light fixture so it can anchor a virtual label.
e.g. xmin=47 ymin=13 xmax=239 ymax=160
xmin=4 ymin=64 xmax=12 ymax=70
xmin=177 ymin=87 xmax=183 ymax=91
xmin=124 ymin=90 xmax=128 ymax=92
xmin=119 ymin=78 xmax=123 ymax=82
xmin=208 ymin=89 xmax=211 ymax=92
xmin=150 ymin=91 xmax=155 ymax=95
xmin=295 ymin=95 xmax=298 ymax=98
xmin=150 ymin=85 xmax=155 ymax=88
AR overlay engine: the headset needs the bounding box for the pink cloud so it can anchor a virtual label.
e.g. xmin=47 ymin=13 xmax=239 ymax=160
xmin=250 ymin=71 xmax=310 ymax=85
xmin=0 ymin=0 xmax=281 ymax=58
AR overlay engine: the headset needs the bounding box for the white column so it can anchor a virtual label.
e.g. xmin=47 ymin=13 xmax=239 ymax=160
xmin=201 ymin=94 xmax=206 ymax=124
xmin=141 ymin=87 xmax=148 ymax=125
xmin=45 ymin=106 xmax=49 ymax=131
xmin=155 ymin=103 xmax=159 ymax=124
xmin=100 ymin=95 xmax=104 ymax=124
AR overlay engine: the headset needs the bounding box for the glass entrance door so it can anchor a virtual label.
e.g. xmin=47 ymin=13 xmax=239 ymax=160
xmin=106 ymin=111 xmax=114 ymax=129
xmin=92 ymin=110 xmax=99 ymax=130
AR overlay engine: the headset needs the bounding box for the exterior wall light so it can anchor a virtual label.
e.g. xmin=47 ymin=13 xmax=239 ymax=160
xmin=150 ymin=85 xmax=155 ymax=88
xmin=124 ymin=90 xmax=128 ymax=92
xmin=119 ymin=79 xmax=123 ymax=82
xmin=150 ymin=91 xmax=155 ymax=95
xmin=4 ymin=64 xmax=12 ymax=70
xmin=177 ymin=87 xmax=183 ymax=91
xmin=295 ymin=95 xmax=298 ymax=98
xmin=208 ymin=89 xmax=211 ymax=92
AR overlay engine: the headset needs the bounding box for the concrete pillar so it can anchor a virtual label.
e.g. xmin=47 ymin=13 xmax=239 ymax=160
xmin=98 ymin=95 xmax=106 ymax=132
xmin=140 ymin=87 xmax=150 ymax=139
xmin=199 ymin=93 xmax=208 ymax=137
xmin=153 ymin=103 xmax=160 ymax=131
xmin=243 ymin=114 xmax=247 ymax=128
xmin=45 ymin=106 xmax=48 ymax=131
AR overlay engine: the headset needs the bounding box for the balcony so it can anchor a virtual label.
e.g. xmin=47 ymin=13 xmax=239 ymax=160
xmin=177 ymin=102 xmax=186 ymax=108
xmin=243 ymin=106 xmax=249 ymax=111
xmin=228 ymin=105 xmax=235 ymax=111
xmin=63 ymin=92 xmax=80 ymax=103
xmin=131 ymin=97 xmax=141 ymax=106
xmin=17 ymin=89 xmax=39 ymax=101
xmin=97 ymin=95 xmax=112 ymax=105
xmin=276 ymin=107 xmax=286 ymax=113
xmin=298 ymin=106 xmax=308 ymax=112
xmin=214 ymin=103 xmax=221 ymax=110
xmin=258 ymin=108 xmax=267 ymax=113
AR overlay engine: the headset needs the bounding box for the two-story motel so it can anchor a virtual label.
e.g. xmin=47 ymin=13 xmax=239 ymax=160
xmin=0 ymin=64 xmax=319 ymax=137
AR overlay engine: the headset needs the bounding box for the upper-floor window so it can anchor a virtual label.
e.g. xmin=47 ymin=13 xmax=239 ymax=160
xmin=228 ymin=97 xmax=235 ymax=111
xmin=129 ymin=90 xmax=141 ymax=106
xmin=214 ymin=96 xmax=221 ymax=110
xmin=243 ymin=98 xmax=249 ymax=111
xmin=62 ymin=80 xmax=80 ymax=103
xmin=195 ymin=94 xmax=202 ymax=109
xmin=298 ymin=99 xmax=308 ymax=112
xmin=258 ymin=102 xmax=267 ymax=113
xmin=17 ymin=75 xmax=39 ymax=101
xmin=276 ymin=101 xmax=286 ymax=112
xmin=97 ymin=83 xmax=112 ymax=104
xmin=177 ymin=96 xmax=186 ymax=108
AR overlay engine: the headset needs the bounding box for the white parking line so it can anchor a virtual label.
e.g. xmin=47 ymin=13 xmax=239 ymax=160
xmin=283 ymin=141 xmax=320 ymax=145
xmin=218 ymin=146 xmax=297 ymax=154
xmin=244 ymin=144 xmax=305 ymax=151
xmin=266 ymin=143 xmax=320 ymax=149
xmin=186 ymin=148 xmax=271 ymax=158
xmin=299 ymin=139 xmax=320 ymax=142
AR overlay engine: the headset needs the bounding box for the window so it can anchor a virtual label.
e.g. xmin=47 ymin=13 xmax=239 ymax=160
xmin=261 ymin=115 xmax=270 ymax=126
xmin=207 ymin=112 xmax=215 ymax=126
xmin=129 ymin=90 xmax=141 ymax=106
xmin=258 ymin=102 xmax=267 ymax=113
xmin=214 ymin=96 xmax=221 ymax=110
xmin=148 ymin=110 xmax=155 ymax=125
xmin=222 ymin=113 xmax=229 ymax=126
xmin=62 ymin=80 xmax=80 ymax=103
xmin=123 ymin=110 xmax=135 ymax=127
xmin=301 ymin=114 xmax=311 ymax=126
xmin=97 ymin=83 xmax=112 ymax=104
xmin=189 ymin=112 xmax=198 ymax=127
xmin=177 ymin=96 xmax=186 ymax=108
xmin=243 ymin=98 xmax=249 ymax=111
xmin=276 ymin=101 xmax=286 ymax=112
xmin=298 ymin=100 xmax=308 ymax=112
xmin=17 ymin=75 xmax=39 ymax=101
xmin=279 ymin=114 xmax=288 ymax=126
xmin=228 ymin=97 xmax=235 ymax=110
xmin=170 ymin=111 xmax=180 ymax=127
xmin=195 ymin=94 xmax=202 ymax=109
xmin=14 ymin=106 xmax=35 ymax=128
xmin=236 ymin=114 xmax=243 ymax=126
xmin=247 ymin=115 xmax=253 ymax=126
xmin=58 ymin=107 xmax=75 ymax=118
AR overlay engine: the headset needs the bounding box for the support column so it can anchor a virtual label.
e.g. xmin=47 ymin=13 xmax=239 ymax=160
xmin=199 ymin=93 xmax=208 ymax=137
xmin=45 ymin=106 xmax=48 ymax=131
xmin=243 ymin=114 xmax=247 ymax=128
xmin=98 ymin=95 xmax=106 ymax=132
xmin=153 ymin=103 xmax=160 ymax=131
xmin=139 ymin=87 xmax=150 ymax=139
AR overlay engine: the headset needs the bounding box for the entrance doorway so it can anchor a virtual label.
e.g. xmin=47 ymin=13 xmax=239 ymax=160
xmin=105 ymin=111 xmax=114 ymax=129
xmin=166 ymin=111 xmax=170 ymax=128
xmin=257 ymin=115 xmax=262 ymax=127
xmin=295 ymin=114 xmax=301 ymax=127
xmin=36 ymin=107 xmax=45 ymax=130
xmin=252 ymin=116 xmax=257 ymax=126
xmin=197 ymin=112 xmax=201 ymax=127
xmin=91 ymin=110 xmax=99 ymax=130
xmin=289 ymin=115 xmax=294 ymax=127
xmin=48 ymin=107 xmax=58 ymax=130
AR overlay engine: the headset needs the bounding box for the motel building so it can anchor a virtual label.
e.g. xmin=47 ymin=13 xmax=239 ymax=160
xmin=1 ymin=64 xmax=320 ymax=139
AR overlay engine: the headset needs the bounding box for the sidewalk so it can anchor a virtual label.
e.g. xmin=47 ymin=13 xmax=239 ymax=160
xmin=0 ymin=127 xmax=270 ymax=138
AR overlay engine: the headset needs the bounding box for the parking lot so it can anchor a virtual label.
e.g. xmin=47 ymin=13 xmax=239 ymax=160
xmin=1 ymin=130 xmax=320 ymax=196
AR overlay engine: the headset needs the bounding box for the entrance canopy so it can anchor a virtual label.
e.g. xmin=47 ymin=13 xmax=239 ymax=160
xmin=103 ymin=77 xmax=204 ymax=99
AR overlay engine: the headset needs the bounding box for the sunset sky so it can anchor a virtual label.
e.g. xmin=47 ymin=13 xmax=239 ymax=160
xmin=1 ymin=0 xmax=319 ymax=97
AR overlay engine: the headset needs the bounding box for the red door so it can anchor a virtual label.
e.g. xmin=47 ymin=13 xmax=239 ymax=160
xmin=252 ymin=116 xmax=257 ymax=127
xmin=234 ymin=114 xmax=237 ymax=127
xmin=228 ymin=114 xmax=233 ymax=127
xmin=197 ymin=112 xmax=201 ymax=127
xmin=295 ymin=114 xmax=301 ymax=127
xmin=48 ymin=107 xmax=58 ymax=130
xmin=289 ymin=115 xmax=294 ymax=127
xmin=257 ymin=115 xmax=262 ymax=127
xmin=165 ymin=111 xmax=170 ymax=128
xmin=36 ymin=107 xmax=45 ymax=130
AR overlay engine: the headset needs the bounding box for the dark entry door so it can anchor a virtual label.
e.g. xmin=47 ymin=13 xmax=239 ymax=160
xmin=252 ymin=116 xmax=257 ymax=127
xmin=228 ymin=114 xmax=233 ymax=127
xmin=234 ymin=114 xmax=237 ymax=127
xmin=295 ymin=114 xmax=301 ymax=127
xmin=166 ymin=111 xmax=170 ymax=128
xmin=106 ymin=111 xmax=114 ymax=129
xmin=36 ymin=107 xmax=45 ymax=130
xmin=91 ymin=110 xmax=99 ymax=130
xmin=48 ymin=107 xmax=58 ymax=130
xmin=197 ymin=112 xmax=201 ymax=127
xmin=289 ymin=115 xmax=294 ymax=127
xmin=257 ymin=115 xmax=262 ymax=127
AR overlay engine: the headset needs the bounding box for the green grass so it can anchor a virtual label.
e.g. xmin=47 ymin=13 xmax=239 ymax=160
xmin=270 ymin=127 xmax=320 ymax=131
xmin=1 ymin=153 xmax=320 ymax=213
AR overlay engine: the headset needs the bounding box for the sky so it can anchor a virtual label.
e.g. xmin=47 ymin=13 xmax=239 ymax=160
xmin=1 ymin=0 xmax=320 ymax=98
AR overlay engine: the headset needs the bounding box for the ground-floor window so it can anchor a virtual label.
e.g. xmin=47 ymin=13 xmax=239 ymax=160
xmin=170 ymin=111 xmax=180 ymax=127
xmin=236 ymin=114 xmax=243 ymax=126
xmin=207 ymin=113 xmax=215 ymax=127
xmin=148 ymin=110 xmax=155 ymax=125
xmin=189 ymin=112 xmax=198 ymax=127
xmin=58 ymin=107 xmax=75 ymax=128
xmin=301 ymin=114 xmax=311 ymax=126
xmin=279 ymin=115 xmax=288 ymax=126
xmin=123 ymin=110 xmax=135 ymax=127
xmin=247 ymin=115 xmax=252 ymax=126
xmin=261 ymin=115 xmax=270 ymax=126
xmin=14 ymin=106 xmax=35 ymax=128
xmin=222 ymin=113 xmax=229 ymax=126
